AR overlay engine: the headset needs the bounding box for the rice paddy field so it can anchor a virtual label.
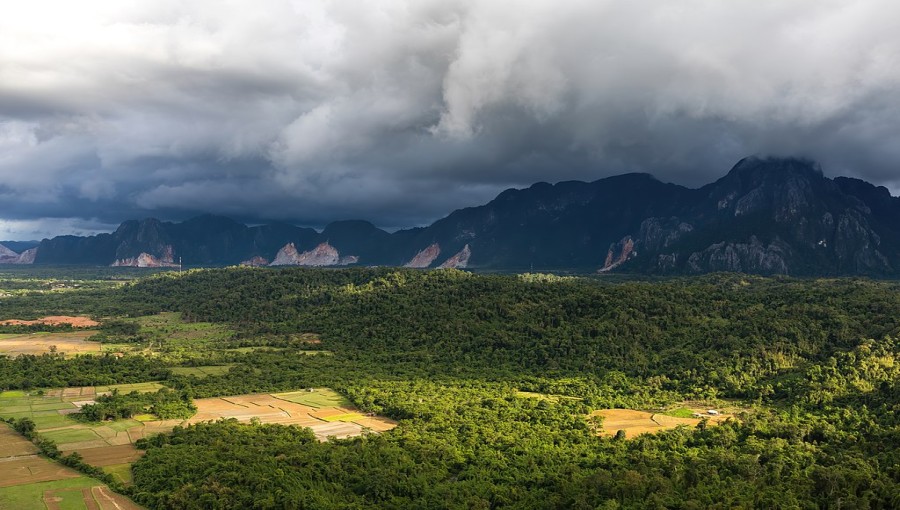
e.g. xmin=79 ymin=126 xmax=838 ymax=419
xmin=190 ymin=388 xmax=398 ymax=439
xmin=0 ymin=385 xmax=398 ymax=492
xmin=0 ymin=424 xmax=142 ymax=509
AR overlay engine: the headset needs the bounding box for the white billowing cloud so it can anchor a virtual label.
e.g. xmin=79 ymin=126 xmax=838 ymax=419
xmin=1 ymin=0 xmax=900 ymax=239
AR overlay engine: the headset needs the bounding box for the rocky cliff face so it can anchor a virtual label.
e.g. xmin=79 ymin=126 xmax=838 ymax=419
xmin=270 ymin=243 xmax=302 ymax=266
xmin=0 ymin=244 xmax=37 ymax=264
xmin=21 ymin=156 xmax=900 ymax=276
xmin=439 ymin=244 xmax=471 ymax=269
xmin=600 ymin=237 xmax=635 ymax=272
xmin=685 ymin=236 xmax=790 ymax=275
xmin=0 ymin=244 xmax=17 ymax=259
xmin=15 ymin=248 xmax=37 ymax=264
xmin=601 ymin=157 xmax=900 ymax=276
xmin=269 ymin=242 xmax=357 ymax=267
xmin=405 ymin=243 xmax=441 ymax=268
xmin=111 ymin=252 xmax=179 ymax=268
xmin=240 ymin=256 xmax=270 ymax=267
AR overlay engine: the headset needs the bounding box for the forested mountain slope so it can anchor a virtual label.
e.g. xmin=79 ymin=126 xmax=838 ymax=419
xmin=24 ymin=156 xmax=900 ymax=275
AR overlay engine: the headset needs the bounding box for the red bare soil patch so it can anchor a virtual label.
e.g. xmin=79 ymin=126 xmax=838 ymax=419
xmin=0 ymin=316 xmax=99 ymax=327
xmin=297 ymin=334 xmax=321 ymax=344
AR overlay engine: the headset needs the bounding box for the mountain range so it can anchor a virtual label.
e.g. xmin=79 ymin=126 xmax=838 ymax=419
xmin=2 ymin=156 xmax=899 ymax=276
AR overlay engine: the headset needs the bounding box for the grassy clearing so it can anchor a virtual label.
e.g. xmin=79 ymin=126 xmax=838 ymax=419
xmin=170 ymin=365 xmax=234 ymax=378
xmin=99 ymin=343 xmax=142 ymax=353
xmin=91 ymin=312 xmax=238 ymax=360
xmin=107 ymin=420 xmax=142 ymax=432
xmin=95 ymin=382 xmax=164 ymax=394
xmin=273 ymin=388 xmax=351 ymax=408
xmin=0 ymin=390 xmax=27 ymax=398
xmin=225 ymin=346 xmax=275 ymax=353
xmin=130 ymin=312 xmax=234 ymax=347
xmin=103 ymin=464 xmax=134 ymax=484
xmin=663 ymin=407 xmax=697 ymax=418
xmin=515 ymin=391 xmax=582 ymax=402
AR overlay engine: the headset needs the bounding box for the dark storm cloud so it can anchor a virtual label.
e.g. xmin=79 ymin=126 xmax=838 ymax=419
xmin=2 ymin=0 xmax=900 ymax=239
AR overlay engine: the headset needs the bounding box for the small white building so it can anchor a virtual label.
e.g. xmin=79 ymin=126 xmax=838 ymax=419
xmin=707 ymin=409 xmax=719 ymax=415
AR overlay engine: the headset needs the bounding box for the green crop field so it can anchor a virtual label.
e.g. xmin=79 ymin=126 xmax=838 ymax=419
xmin=95 ymin=382 xmax=165 ymax=394
xmin=0 ymin=477 xmax=102 ymax=510
xmin=322 ymin=413 xmax=365 ymax=422
xmin=41 ymin=428 xmax=104 ymax=444
xmin=169 ymin=365 xmax=234 ymax=378
xmin=273 ymin=389 xmax=351 ymax=408
xmin=515 ymin=391 xmax=583 ymax=402
xmin=663 ymin=407 xmax=696 ymax=418
xmin=103 ymin=464 xmax=134 ymax=485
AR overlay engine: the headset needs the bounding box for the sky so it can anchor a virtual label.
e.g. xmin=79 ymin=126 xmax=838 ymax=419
xmin=2 ymin=0 xmax=900 ymax=241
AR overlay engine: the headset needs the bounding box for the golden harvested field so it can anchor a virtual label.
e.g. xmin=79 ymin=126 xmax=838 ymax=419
xmin=62 ymin=445 xmax=144 ymax=468
xmin=189 ymin=390 xmax=397 ymax=441
xmin=352 ymin=417 xmax=398 ymax=432
xmin=0 ymin=315 xmax=100 ymax=328
xmin=592 ymin=408 xmax=733 ymax=439
xmin=0 ymin=331 xmax=100 ymax=356
xmin=0 ymin=455 xmax=82 ymax=488
xmin=0 ymin=425 xmax=38 ymax=458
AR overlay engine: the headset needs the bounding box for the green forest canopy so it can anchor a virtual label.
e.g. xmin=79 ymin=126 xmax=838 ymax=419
xmin=1 ymin=268 xmax=899 ymax=508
